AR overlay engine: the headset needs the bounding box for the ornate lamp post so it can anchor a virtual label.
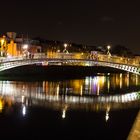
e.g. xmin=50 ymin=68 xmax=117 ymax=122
xmin=107 ymin=45 xmax=111 ymax=56
xmin=63 ymin=43 xmax=69 ymax=53
xmin=107 ymin=45 xmax=111 ymax=62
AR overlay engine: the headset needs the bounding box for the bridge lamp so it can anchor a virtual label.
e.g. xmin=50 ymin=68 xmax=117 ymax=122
xmin=107 ymin=45 xmax=110 ymax=50
xmin=107 ymin=45 xmax=111 ymax=56
xmin=64 ymin=43 xmax=67 ymax=49
xmin=63 ymin=43 xmax=69 ymax=53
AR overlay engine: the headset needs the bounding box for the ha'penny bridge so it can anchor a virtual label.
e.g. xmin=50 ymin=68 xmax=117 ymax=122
xmin=0 ymin=55 xmax=140 ymax=75
xmin=0 ymin=54 xmax=140 ymax=139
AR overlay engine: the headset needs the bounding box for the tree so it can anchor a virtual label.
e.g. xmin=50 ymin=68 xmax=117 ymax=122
xmin=111 ymin=45 xmax=133 ymax=57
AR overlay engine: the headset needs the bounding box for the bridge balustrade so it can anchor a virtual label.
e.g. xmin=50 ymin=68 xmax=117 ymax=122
xmin=0 ymin=54 xmax=140 ymax=75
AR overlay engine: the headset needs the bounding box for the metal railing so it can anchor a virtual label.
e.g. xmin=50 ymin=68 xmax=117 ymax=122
xmin=0 ymin=55 xmax=140 ymax=75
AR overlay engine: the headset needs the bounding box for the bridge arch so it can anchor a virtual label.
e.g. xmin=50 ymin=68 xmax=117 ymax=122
xmin=0 ymin=58 xmax=139 ymax=75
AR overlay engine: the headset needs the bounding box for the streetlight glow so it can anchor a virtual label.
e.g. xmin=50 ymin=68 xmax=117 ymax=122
xmin=63 ymin=43 xmax=69 ymax=53
xmin=107 ymin=45 xmax=111 ymax=56
xmin=64 ymin=43 xmax=67 ymax=48
xmin=23 ymin=44 xmax=28 ymax=50
xmin=107 ymin=45 xmax=110 ymax=50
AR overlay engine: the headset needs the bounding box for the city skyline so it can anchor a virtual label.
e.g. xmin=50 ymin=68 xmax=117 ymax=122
xmin=1 ymin=0 xmax=140 ymax=54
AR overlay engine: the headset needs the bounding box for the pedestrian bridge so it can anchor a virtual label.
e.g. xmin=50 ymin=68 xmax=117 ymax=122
xmin=0 ymin=57 xmax=140 ymax=75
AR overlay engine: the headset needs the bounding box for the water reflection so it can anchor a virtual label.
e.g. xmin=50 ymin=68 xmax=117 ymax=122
xmin=0 ymin=97 xmax=3 ymax=112
xmin=62 ymin=105 xmax=68 ymax=119
xmin=0 ymin=73 xmax=140 ymax=115
xmin=22 ymin=104 xmax=26 ymax=116
xmin=105 ymin=105 xmax=110 ymax=122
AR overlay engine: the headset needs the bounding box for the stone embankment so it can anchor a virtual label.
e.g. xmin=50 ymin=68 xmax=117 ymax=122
xmin=127 ymin=110 xmax=140 ymax=140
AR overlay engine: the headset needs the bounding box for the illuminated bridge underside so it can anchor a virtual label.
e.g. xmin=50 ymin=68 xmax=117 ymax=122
xmin=0 ymin=58 xmax=140 ymax=75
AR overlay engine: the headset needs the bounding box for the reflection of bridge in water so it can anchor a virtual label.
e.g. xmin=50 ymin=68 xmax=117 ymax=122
xmin=0 ymin=56 xmax=140 ymax=75
xmin=0 ymin=86 xmax=139 ymax=127
xmin=1 ymin=90 xmax=140 ymax=111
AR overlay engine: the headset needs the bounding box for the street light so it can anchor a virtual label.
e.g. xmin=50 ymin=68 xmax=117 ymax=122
xmin=63 ymin=43 xmax=69 ymax=53
xmin=64 ymin=43 xmax=67 ymax=49
xmin=107 ymin=45 xmax=111 ymax=56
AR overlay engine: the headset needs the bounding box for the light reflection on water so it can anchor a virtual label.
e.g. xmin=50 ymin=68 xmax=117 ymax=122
xmin=0 ymin=73 xmax=139 ymax=140
xmin=0 ymin=73 xmax=140 ymax=116
xmin=0 ymin=73 xmax=140 ymax=96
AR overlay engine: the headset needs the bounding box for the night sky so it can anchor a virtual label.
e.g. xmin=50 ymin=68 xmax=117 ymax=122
xmin=1 ymin=0 xmax=140 ymax=54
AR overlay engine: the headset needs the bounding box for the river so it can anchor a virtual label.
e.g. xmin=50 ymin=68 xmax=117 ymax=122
xmin=0 ymin=73 xmax=139 ymax=139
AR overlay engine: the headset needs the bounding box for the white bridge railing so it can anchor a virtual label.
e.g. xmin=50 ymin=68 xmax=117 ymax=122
xmin=0 ymin=57 xmax=140 ymax=75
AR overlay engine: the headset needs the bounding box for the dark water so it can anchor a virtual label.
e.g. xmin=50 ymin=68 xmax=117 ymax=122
xmin=0 ymin=73 xmax=140 ymax=139
xmin=0 ymin=106 xmax=138 ymax=140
